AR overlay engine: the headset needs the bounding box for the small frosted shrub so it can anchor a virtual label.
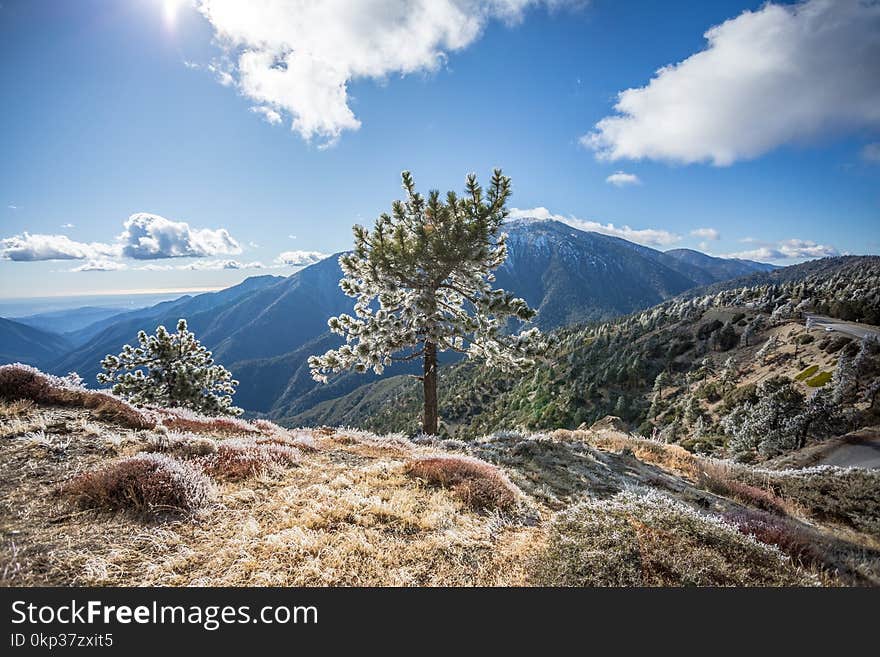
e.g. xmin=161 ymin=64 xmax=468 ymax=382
xmin=158 ymin=407 xmax=260 ymax=436
xmin=144 ymin=432 xmax=218 ymax=458
xmin=530 ymin=490 xmax=813 ymax=587
xmin=0 ymin=364 xmax=154 ymax=429
xmin=404 ymin=455 xmax=520 ymax=511
xmin=199 ymin=439 xmax=300 ymax=481
xmin=60 ymin=453 xmax=213 ymax=514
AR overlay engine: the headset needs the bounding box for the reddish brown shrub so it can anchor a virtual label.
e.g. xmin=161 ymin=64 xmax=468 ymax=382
xmin=252 ymin=419 xmax=286 ymax=434
xmin=199 ymin=439 xmax=300 ymax=481
xmin=404 ymin=455 xmax=519 ymax=511
xmin=0 ymin=364 xmax=154 ymax=429
xmin=60 ymin=453 xmax=213 ymax=514
xmin=697 ymin=461 xmax=788 ymax=514
xmin=723 ymin=508 xmax=825 ymax=569
xmin=158 ymin=407 xmax=261 ymax=436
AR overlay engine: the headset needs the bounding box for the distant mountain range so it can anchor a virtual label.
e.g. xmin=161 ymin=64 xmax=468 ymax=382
xmin=1 ymin=218 xmax=776 ymax=419
xmin=0 ymin=317 xmax=72 ymax=370
xmin=494 ymin=219 xmax=774 ymax=327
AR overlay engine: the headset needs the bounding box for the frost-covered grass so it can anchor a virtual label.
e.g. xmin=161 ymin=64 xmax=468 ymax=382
xmin=404 ymin=454 xmax=521 ymax=511
xmin=143 ymin=432 xmax=219 ymax=459
xmin=3 ymin=386 xmax=876 ymax=586
xmin=0 ymin=363 xmax=155 ymax=429
xmin=530 ymin=490 xmax=815 ymax=587
xmin=732 ymin=465 xmax=880 ymax=537
xmin=157 ymin=407 xmax=261 ymax=436
xmin=198 ymin=438 xmax=301 ymax=481
xmin=59 ymin=453 xmax=214 ymax=515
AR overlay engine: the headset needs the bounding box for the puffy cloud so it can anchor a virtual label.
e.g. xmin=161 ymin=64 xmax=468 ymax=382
xmin=690 ymin=227 xmax=720 ymax=241
xmin=508 ymin=207 xmax=680 ymax=247
xmin=583 ymin=0 xmax=880 ymax=165
xmin=605 ymin=171 xmax=641 ymax=187
xmin=118 ymin=213 xmax=242 ymax=259
xmin=2 ymin=214 xmax=243 ymax=268
xmin=276 ymin=250 xmax=329 ymax=266
xmin=726 ymin=238 xmax=839 ymax=262
xmin=862 ymin=142 xmax=880 ymax=163
xmin=0 ymin=233 xmax=115 ymax=261
xmin=197 ymin=0 xmax=573 ymax=146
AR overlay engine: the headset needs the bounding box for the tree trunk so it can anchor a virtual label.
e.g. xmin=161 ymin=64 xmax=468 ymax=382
xmin=422 ymin=341 xmax=438 ymax=435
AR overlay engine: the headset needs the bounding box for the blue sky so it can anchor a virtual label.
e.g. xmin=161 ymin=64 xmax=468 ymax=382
xmin=1 ymin=0 xmax=878 ymax=300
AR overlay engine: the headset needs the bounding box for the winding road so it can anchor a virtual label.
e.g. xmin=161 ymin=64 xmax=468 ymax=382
xmin=805 ymin=314 xmax=880 ymax=340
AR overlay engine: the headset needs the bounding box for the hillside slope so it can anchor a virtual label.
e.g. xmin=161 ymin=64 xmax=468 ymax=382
xmin=51 ymin=274 xmax=286 ymax=382
xmin=2 ymin=373 xmax=877 ymax=586
xmin=0 ymin=317 xmax=72 ymax=369
xmin=285 ymin=256 xmax=880 ymax=455
xmin=13 ymin=306 xmax=128 ymax=343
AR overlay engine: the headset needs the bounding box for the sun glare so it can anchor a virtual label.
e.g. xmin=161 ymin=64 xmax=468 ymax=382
xmin=160 ymin=0 xmax=188 ymax=27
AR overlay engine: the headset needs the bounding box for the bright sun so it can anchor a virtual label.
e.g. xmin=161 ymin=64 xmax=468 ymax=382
xmin=160 ymin=0 xmax=188 ymax=26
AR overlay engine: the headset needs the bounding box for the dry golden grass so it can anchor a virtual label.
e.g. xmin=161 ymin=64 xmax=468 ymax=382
xmin=560 ymin=428 xmax=701 ymax=478
xmin=2 ymin=384 xmax=877 ymax=587
xmin=2 ymin=436 xmax=534 ymax=586
xmin=0 ymin=399 xmax=35 ymax=418
xmin=404 ymin=454 xmax=521 ymax=511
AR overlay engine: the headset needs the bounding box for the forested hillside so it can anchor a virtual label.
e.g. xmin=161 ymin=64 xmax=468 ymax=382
xmin=287 ymin=256 xmax=880 ymax=464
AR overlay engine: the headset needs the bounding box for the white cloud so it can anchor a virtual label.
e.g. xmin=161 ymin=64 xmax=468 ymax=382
xmin=197 ymin=0 xmax=573 ymax=146
xmin=118 ymin=213 xmax=242 ymax=259
xmin=288 ymin=234 xmax=297 ymax=240
xmin=508 ymin=206 xmax=680 ymax=247
xmin=7 ymin=204 xmax=17 ymax=210
xmin=583 ymin=0 xmax=880 ymax=165
xmin=180 ymin=259 xmax=266 ymax=270
xmin=70 ymin=259 xmax=128 ymax=272
xmin=135 ymin=263 xmax=176 ymax=272
xmin=250 ymin=105 xmax=283 ymax=125
xmin=0 ymin=233 xmax=115 ymax=262
xmin=2 ymin=213 xmax=243 ymax=267
xmin=726 ymin=238 xmax=839 ymax=263
xmin=605 ymin=171 xmax=641 ymax=187
xmin=276 ymin=250 xmax=329 ymax=266
xmin=862 ymin=142 xmax=880 ymax=163
xmin=60 ymin=222 xmax=75 ymax=229
xmin=690 ymin=227 xmax=720 ymax=241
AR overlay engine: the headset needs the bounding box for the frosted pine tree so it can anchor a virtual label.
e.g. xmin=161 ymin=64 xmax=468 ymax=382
xmin=720 ymin=356 xmax=738 ymax=391
xmin=98 ymin=319 xmax=241 ymax=416
xmin=788 ymin=389 xmax=836 ymax=449
xmin=755 ymin=335 xmax=778 ymax=365
xmin=309 ymin=169 xmax=543 ymax=435
xmin=649 ymin=371 xmax=668 ymax=419
xmin=831 ymin=352 xmax=857 ymax=406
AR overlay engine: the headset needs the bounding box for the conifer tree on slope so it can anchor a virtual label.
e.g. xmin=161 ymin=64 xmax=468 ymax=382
xmin=309 ymin=169 xmax=544 ymax=435
xmin=98 ymin=319 xmax=242 ymax=416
